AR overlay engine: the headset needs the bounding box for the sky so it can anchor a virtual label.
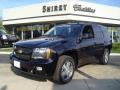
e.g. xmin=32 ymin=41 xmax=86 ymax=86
xmin=0 ymin=0 xmax=120 ymax=18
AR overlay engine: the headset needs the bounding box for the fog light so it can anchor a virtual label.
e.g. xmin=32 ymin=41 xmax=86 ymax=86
xmin=36 ymin=67 xmax=42 ymax=71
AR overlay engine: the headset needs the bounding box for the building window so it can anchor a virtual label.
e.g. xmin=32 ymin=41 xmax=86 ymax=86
xmin=108 ymin=27 xmax=120 ymax=43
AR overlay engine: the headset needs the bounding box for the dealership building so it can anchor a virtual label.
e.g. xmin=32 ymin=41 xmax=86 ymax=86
xmin=2 ymin=0 xmax=120 ymax=42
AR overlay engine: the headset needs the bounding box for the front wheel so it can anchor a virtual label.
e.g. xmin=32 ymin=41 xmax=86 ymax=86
xmin=99 ymin=48 xmax=110 ymax=65
xmin=53 ymin=55 xmax=75 ymax=84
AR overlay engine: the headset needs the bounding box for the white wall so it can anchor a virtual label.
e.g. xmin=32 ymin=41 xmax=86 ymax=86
xmin=3 ymin=0 xmax=70 ymax=20
xmin=2 ymin=0 xmax=120 ymax=25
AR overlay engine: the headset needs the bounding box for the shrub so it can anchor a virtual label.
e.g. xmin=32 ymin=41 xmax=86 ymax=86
xmin=112 ymin=43 xmax=120 ymax=53
xmin=112 ymin=43 xmax=120 ymax=49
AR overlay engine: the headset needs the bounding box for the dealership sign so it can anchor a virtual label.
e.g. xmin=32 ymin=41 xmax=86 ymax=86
xmin=42 ymin=4 xmax=96 ymax=13
xmin=73 ymin=4 xmax=96 ymax=13
xmin=3 ymin=0 xmax=120 ymax=25
xmin=42 ymin=4 xmax=67 ymax=13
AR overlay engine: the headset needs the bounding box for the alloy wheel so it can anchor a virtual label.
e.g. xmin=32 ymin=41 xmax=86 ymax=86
xmin=61 ymin=60 xmax=74 ymax=81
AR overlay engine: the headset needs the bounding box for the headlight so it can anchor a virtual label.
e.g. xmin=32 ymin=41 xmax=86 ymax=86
xmin=32 ymin=48 xmax=52 ymax=59
xmin=2 ymin=35 xmax=7 ymax=40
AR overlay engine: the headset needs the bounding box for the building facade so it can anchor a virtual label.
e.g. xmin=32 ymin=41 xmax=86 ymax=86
xmin=2 ymin=0 xmax=120 ymax=42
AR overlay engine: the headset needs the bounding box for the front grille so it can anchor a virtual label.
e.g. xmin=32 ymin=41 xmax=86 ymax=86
xmin=14 ymin=46 xmax=33 ymax=61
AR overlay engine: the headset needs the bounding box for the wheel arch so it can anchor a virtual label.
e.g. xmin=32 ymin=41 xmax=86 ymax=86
xmin=59 ymin=50 xmax=79 ymax=68
xmin=105 ymin=44 xmax=112 ymax=53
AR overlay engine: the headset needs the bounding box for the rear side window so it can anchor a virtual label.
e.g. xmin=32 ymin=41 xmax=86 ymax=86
xmin=92 ymin=25 xmax=104 ymax=39
xmin=93 ymin=24 xmax=111 ymax=41
xmin=99 ymin=25 xmax=111 ymax=40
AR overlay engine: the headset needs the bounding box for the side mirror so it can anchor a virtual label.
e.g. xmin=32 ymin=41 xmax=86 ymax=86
xmin=82 ymin=34 xmax=89 ymax=39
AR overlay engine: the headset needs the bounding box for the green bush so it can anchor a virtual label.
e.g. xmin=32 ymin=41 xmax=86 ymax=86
xmin=112 ymin=43 xmax=120 ymax=49
xmin=112 ymin=43 xmax=120 ymax=53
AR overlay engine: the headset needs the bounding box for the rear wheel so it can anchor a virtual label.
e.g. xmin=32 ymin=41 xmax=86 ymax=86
xmin=99 ymin=48 xmax=110 ymax=65
xmin=53 ymin=55 xmax=75 ymax=84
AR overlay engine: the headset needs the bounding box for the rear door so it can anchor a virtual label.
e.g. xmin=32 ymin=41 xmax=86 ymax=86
xmin=92 ymin=24 xmax=104 ymax=56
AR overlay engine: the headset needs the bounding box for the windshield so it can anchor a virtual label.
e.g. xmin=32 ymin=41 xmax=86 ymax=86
xmin=45 ymin=25 xmax=80 ymax=37
xmin=0 ymin=29 xmax=7 ymax=34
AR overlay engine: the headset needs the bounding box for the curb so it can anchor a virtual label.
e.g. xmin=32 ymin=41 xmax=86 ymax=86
xmin=0 ymin=52 xmax=11 ymax=54
xmin=110 ymin=53 xmax=120 ymax=56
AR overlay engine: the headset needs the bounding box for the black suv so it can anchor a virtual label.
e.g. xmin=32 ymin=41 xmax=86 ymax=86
xmin=10 ymin=23 xmax=112 ymax=84
xmin=0 ymin=28 xmax=18 ymax=47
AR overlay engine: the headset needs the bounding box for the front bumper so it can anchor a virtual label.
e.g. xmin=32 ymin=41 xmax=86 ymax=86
xmin=11 ymin=65 xmax=47 ymax=78
xmin=10 ymin=55 xmax=56 ymax=76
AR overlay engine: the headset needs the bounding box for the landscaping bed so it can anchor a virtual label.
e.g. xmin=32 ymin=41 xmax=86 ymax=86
xmin=112 ymin=43 xmax=120 ymax=53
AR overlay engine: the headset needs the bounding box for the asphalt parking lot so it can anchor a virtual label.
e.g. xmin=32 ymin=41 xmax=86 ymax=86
xmin=0 ymin=54 xmax=120 ymax=90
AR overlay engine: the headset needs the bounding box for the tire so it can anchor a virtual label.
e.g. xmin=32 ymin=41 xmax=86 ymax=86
xmin=0 ymin=41 xmax=3 ymax=48
xmin=53 ymin=55 xmax=75 ymax=84
xmin=99 ymin=48 xmax=110 ymax=65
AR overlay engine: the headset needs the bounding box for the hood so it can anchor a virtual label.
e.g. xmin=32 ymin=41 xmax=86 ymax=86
xmin=15 ymin=37 xmax=67 ymax=48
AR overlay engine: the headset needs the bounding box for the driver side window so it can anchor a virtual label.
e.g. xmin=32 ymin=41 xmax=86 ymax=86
xmin=82 ymin=25 xmax=94 ymax=39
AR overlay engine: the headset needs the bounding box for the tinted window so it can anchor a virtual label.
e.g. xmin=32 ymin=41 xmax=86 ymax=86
xmin=82 ymin=25 xmax=94 ymax=39
xmin=99 ymin=25 xmax=111 ymax=40
xmin=92 ymin=25 xmax=104 ymax=39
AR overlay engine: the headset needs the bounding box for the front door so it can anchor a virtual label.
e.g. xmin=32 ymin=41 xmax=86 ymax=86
xmin=77 ymin=25 xmax=96 ymax=65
